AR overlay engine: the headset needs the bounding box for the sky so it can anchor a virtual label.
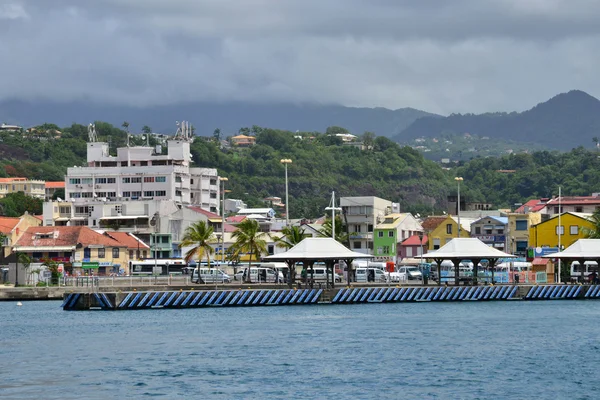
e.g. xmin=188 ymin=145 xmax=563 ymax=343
xmin=1 ymin=0 xmax=600 ymax=115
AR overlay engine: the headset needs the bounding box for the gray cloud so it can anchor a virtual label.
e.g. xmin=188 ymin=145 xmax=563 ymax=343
xmin=1 ymin=0 xmax=600 ymax=114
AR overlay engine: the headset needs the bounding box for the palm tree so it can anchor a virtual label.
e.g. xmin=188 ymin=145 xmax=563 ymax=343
xmin=318 ymin=216 xmax=349 ymax=244
xmin=179 ymin=221 xmax=216 ymax=284
xmin=582 ymin=209 xmax=600 ymax=238
xmin=230 ymin=219 xmax=268 ymax=283
xmin=271 ymin=225 xmax=305 ymax=287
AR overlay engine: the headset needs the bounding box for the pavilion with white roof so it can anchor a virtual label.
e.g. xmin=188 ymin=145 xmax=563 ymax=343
xmin=263 ymin=237 xmax=372 ymax=288
xmin=543 ymin=239 xmax=600 ymax=282
xmin=424 ymin=238 xmax=515 ymax=285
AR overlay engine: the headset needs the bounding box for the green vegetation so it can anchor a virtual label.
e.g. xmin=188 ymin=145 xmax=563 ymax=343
xmin=0 ymin=192 xmax=43 ymax=217
xmin=179 ymin=221 xmax=216 ymax=280
xmin=230 ymin=219 xmax=268 ymax=282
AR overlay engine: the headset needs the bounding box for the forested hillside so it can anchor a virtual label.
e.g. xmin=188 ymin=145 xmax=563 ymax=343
xmin=2 ymin=122 xmax=600 ymax=218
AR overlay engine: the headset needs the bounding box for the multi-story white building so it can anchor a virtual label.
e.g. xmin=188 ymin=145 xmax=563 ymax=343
xmin=340 ymin=196 xmax=396 ymax=254
xmin=65 ymin=125 xmax=220 ymax=213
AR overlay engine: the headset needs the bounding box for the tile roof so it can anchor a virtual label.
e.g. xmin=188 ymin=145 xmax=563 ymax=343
xmin=515 ymin=199 xmax=546 ymax=213
xmin=103 ymin=231 xmax=150 ymax=249
xmin=0 ymin=177 xmax=27 ymax=183
xmin=187 ymin=206 xmax=237 ymax=232
xmin=0 ymin=217 xmax=20 ymax=234
xmin=14 ymin=226 xmax=125 ymax=248
xmin=45 ymin=181 xmax=65 ymax=189
xmin=421 ymin=216 xmax=447 ymax=231
xmin=401 ymin=234 xmax=428 ymax=246
xmin=226 ymin=215 xmax=247 ymax=223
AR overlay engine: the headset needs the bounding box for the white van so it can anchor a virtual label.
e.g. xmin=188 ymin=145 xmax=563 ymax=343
xmin=305 ymin=267 xmax=342 ymax=283
xmin=241 ymin=267 xmax=279 ymax=283
xmin=355 ymin=267 xmax=389 ymax=283
xmin=193 ymin=268 xmax=231 ymax=283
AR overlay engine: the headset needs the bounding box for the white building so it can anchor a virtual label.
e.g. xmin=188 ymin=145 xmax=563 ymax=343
xmin=340 ymin=196 xmax=394 ymax=255
xmin=65 ymin=125 xmax=220 ymax=213
xmin=224 ymin=198 xmax=247 ymax=214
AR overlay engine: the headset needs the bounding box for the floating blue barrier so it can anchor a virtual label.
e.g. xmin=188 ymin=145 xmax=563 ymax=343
xmin=100 ymin=294 xmax=113 ymax=308
xmin=252 ymin=290 xmax=265 ymax=305
xmin=452 ymin=287 xmax=462 ymax=301
xmin=68 ymin=293 xmax=81 ymax=308
xmin=406 ymin=288 xmax=419 ymax=301
xmin=507 ymin=286 xmax=518 ymax=299
xmin=93 ymin=293 xmax=106 ymax=308
xmin=483 ymin=287 xmax=494 ymax=300
xmin=282 ymin=290 xmax=295 ymax=304
xmin=137 ymin=293 xmax=151 ymax=308
xmin=573 ymin=286 xmax=583 ymax=298
xmin=229 ymin=291 xmax=242 ymax=305
xmin=172 ymin=292 xmax=187 ymax=306
xmin=289 ymin=290 xmax=302 ymax=304
xmin=400 ymin=288 xmax=412 ymax=301
xmin=442 ymin=287 xmax=454 ymax=301
xmin=258 ymin=290 xmax=272 ymax=305
xmin=61 ymin=294 xmax=74 ymax=308
xmin=181 ymin=292 xmax=195 ymax=306
xmin=384 ymin=288 xmax=398 ymax=302
xmin=591 ymin=285 xmax=600 ymax=298
xmin=565 ymin=285 xmax=576 ymax=298
xmin=155 ymin=292 xmax=171 ymax=307
xmin=340 ymin=288 xmax=352 ymax=303
xmin=146 ymin=292 xmax=160 ymax=307
xmin=460 ymin=287 xmax=472 ymax=300
xmin=548 ymin=286 xmax=560 ymax=299
xmin=389 ymin=288 xmax=401 ymax=301
xmin=297 ymin=289 xmax=310 ymax=303
xmin=357 ymin=288 xmax=371 ymax=302
xmin=311 ymin=289 xmax=323 ymax=303
xmin=190 ymin=292 xmax=204 ymax=306
xmin=212 ymin=291 xmax=228 ymax=306
xmin=118 ymin=292 xmax=134 ymax=308
xmin=243 ymin=291 xmax=257 ymax=305
xmin=236 ymin=290 xmax=249 ymax=305
xmin=490 ymin=286 xmax=502 ymax=300
xmin=376 ymin=288 xmax=389 ymax=302
xmin=164 ymin=292 xmax=178 ymax=307
xmin=434 ymin=287 xmax=444 ymax=301
xmin=275 ymin=290 xmax=288 ymax=304
xmin=554 ymin=285 xmax=567 ymax=299
xmin=304 ymin=289 xmax=316 ymax=303
xmin=203 ymin=291 xmax=218 ymax=306
xmin=544 ymin=286 xmax=556 ymax=299
xmin=350 ymin=288 xmax=364 ymax=302
xmin=332 ymin=289 xmax=345 ymax=303
xmin=266 ymin=290 xmax=280 ymax=305
xmin=128 ymin=293 xmax=142 ymax=308
xmin=368 ymin=288 xmax=380 ymax=302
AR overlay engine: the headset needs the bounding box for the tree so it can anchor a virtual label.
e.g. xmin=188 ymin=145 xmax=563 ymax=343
xmin=141 ymin=125 xmax=152 ymax=134
xmin=230 ymin=219 xmax=268 ymax=282
xmin=594 ymin=137 xmax=599 ymax=150
xmin=325 ymin=126 xmax=349 ymax=135
xmin=238 ymin=127 xmax=251 ymax=136
xmin=121 ymin=121 xmax=130 ymax=133
xmin=271 ymin=225 xmax=306 ymax=287
xmin=41 ymin=258 xmax=59 ymax=285
xmin=582 ymin=209 xmax=600 ymax=238
xmin=0 ymin=192 xmax=43 ymax=217
xmin=52 ymin=188 xmax=65 ymax=201
xmin=362 ymin=131 xmax=375 ymax=149
xmin=213 ymin=128 xmax=222 ymax=142
xmin=179 ymin=221 xmax=216 ymax=284
xmin=318 ymin=216 xmax=348 ymax=244
xmin=16 ymin=253 xmax=31 ymax=287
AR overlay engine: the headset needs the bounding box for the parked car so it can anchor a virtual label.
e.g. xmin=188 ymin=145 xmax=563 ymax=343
xmin=355 ymin=267 xmax=389 ymax=283
xmin=304 ymin=267 xmax=342 ymax=283
xmin=390 ymin=266 xmax=423 ymax=282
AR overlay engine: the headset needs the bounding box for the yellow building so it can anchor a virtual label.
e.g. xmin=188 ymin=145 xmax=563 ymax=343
xmin=0 ymin=177 xmax=46 ymax=199
xmin=506 ymin=212 xmax=542 ymax=256
xmin=529 ymin=212 xmax=594 ymax=249
xmin=0 ymin=213 xmax=43 ymax=258
xmin=426 ymin=215 xmax=470 ymax=251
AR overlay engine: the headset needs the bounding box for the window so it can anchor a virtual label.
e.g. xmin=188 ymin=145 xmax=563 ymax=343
xmin=84 ymin=248 xmax=91 ymax=258
xmin=354 ymin=241 xmax=362 ymax=249
xmin=354 ymin=225 xmax=362 ymax=233
xmin=210 ymin=179 xmax=217 ymax=185
xmin=69 ymin=178 xmax=81 ymax=184
xmin=81 ymin=178 xmax=93 ymax=184
xmin=112 ymin=248 xmax=120 ymax=258
xmin=107 ymin=178 xmax=116 ymax=184
xmin=123 ymin=191 xmax=131 ymax=197
xmin=570 ymin=225 xmax=579 ymax=235
xmin=156 ymin=176 xmax=166 ymax=183
xmin=155 ymin=190 xmax=166 ymax=196
xmin=210 ymin=193 xmax=217 ymax=199
xmin=433 ymin=238 xmax=440 ymax=250
xmin=144 ymin=177 xmax=155 ymax=183
xmin=72 ymin=193 xmax=81 ymax=198
xmin=267 ymin=245 xmax=274 ymax=255
xmin=382 ymin=245 xmax=390 ymax=254
xmin=122 ymin=178 xmax=130 ymax=183
xmin=131 ymin=177 xmax=142 ymax=183
xmin=516 ymin=241 xmax=528 ymax=252
xmin=175 ymin=176 xmax=182 ymax=183
xmin=176 ymin=190 xmax=182 ymax=196
xmin=556 ymin=225 xmax=564 ymax=235
xmin=98 ymin=248 xmax=105 ymax=258
xmin=515 ymin=220 xmax=527 ymax=231
xmin=161 ymin=236 xmax=169 ymax=243
xmin=575 ymin=206 xmax=583 ymax=213
xmin=96 ymin=178 xmax=107 ymax=184
xmin=144 ymin=191 xmax=154 ymax=197
xmin=190 ymin=179 xmax=194 ymax=184
xmin=131 ymin=191 xmax=141 ymax=198
xmin=129 ymin=250 xmax=134 ymax=259
xmin=368 ymin=224 xmax=373 ymax=232
xmin=388 ymin=231 xmax=394 ymax=237
xmin=96 ymin=192 xmax=107 ymax=198
xmin=210 ymin=207 xmax=217 ymax=213
xmin=81 ymin=192 xmax=93 ymax=198
xmin=107 ymin=192 xmax=116 ymax=198
xmin=475 ymin=226 xmax=481 ymax=234
xmin=378 ymin=231 xmax=383 ymax=238
xmin=497 ymin=229 xmax=504 ymax=235
xmin=446 ymin=224 xmax=452 ymax=234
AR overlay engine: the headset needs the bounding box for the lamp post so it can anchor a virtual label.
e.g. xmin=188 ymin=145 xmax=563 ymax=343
xmin=219 ymin=177 xmax=228 ymax=265
xmin=418 ymin=231 xmax=426 ymax=285
xmin=455 ymin=177 xmax=463 ymax=238
xmin=280 ymin=159 xmax=292 ymax=226
xmin=150 ymin=212 xmax=158 ymax=275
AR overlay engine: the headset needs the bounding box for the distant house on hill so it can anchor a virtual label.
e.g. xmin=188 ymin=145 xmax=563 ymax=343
xmin=231 ymin=135 xmax=256 ymax=147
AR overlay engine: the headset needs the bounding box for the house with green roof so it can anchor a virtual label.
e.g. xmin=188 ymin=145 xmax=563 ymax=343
xmin=373 ymin=213 xmax=423 ymax=262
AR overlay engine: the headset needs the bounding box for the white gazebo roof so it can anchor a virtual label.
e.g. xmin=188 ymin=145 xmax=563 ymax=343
xmin=424 ymin=238 xmax=516 ymax=259
xmin=263 ymin=237 xmax=373 ymax=261
xmin=542 ymin=239 xmax=600 ymax=259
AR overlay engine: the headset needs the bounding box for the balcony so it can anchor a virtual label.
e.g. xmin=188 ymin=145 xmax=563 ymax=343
xmin=349 ymin=232 xmax=373 ymax=240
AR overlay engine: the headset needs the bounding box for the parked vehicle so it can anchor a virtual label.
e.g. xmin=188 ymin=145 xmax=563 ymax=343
xmin=238 ymin=267 xmax=280 ymax=283
xmin=390 ymin=266 xmax=423 ymax=282
xmin=192 ymin=268 xmax=231 ymax=283
xmin=355 ymin=267 xmax=389 ymax=283
xmin=304 ymin=267 xmax=342 ymax=283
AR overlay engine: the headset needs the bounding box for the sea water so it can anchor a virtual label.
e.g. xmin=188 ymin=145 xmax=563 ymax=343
xmin=1 ymin=300 xmax=600 ymax=399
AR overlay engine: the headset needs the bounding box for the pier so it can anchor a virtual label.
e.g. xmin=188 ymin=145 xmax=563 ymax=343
xmin=62 ymin=283 xmax=600 ymax=310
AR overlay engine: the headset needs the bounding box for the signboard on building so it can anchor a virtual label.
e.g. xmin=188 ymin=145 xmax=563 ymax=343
xmin=82 ymin=262 xmax=99 ymax=269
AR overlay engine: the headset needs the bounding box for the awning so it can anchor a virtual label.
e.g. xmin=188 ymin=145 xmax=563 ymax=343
xmin=13 ymin=246 xmax=75 ymax=252
xmin=54 ymin=217 xmax=70 ymax=222
xmin=99 ymin=216 xmax=148 ymax=220
xmin=208 ymin=218 xmax=222 ymax=223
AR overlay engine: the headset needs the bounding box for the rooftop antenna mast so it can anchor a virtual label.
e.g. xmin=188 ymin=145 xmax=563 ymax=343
xmin=88 ymin=123 xmax=97 ymax=142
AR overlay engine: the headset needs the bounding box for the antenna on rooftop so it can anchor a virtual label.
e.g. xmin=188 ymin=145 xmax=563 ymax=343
xmin=88 ymin=123 xmax=97 ymax=142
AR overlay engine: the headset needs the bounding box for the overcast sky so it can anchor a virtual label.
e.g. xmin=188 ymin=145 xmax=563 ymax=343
xmin=1 ymin=0 xmax=599 ymax=114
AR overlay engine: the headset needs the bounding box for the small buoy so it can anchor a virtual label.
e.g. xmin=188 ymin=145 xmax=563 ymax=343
xmin=17 ymin=302 xmax=23 ymax=306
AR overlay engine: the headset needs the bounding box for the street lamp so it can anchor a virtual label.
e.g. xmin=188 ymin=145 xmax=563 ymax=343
xmin=280 ymin=159 xmax=292 ymax=226
xmin=455 ymin=177 xmax=463 ymax=238
xmin=220 ymin=177 xmax=228 ymax=265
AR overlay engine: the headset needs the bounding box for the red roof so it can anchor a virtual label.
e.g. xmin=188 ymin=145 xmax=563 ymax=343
xmin=14 ymin=226 xmax=125 ymax=248
xmin=515 ymin=199 xmax=546 ymax=213
xmin=104 ymin=231 xmax=149 ymax=249
xmin=0 ymin=217 xmax=20 ymax=234
xmin=0 ymin=177 xmax=26 ymax=183
xmin=45 ymin=181 xmax=65 ymax=189
xmin=187 ymin=206 xmax=237 ymax=232
xmin=226 ymin=215 xmax=247 ymax=223
xmin=547 ymin=196 xmax=600 ymax=206
xmin=421 ymin=217 xmax=447 ymax=231
xmin=401 ymin=234 xmax=428 ymax=246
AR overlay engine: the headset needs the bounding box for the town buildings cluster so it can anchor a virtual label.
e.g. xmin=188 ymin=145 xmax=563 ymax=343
xmin=1 ymin=122 xmax=599 ymax=283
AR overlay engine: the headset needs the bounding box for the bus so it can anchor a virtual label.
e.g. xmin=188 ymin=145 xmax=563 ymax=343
xmin=129 ymin=259 xmax=187 ymax=276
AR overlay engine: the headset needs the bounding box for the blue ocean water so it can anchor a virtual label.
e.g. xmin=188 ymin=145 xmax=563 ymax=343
xmin=1 ymin=300 xmax=600 ymax=399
